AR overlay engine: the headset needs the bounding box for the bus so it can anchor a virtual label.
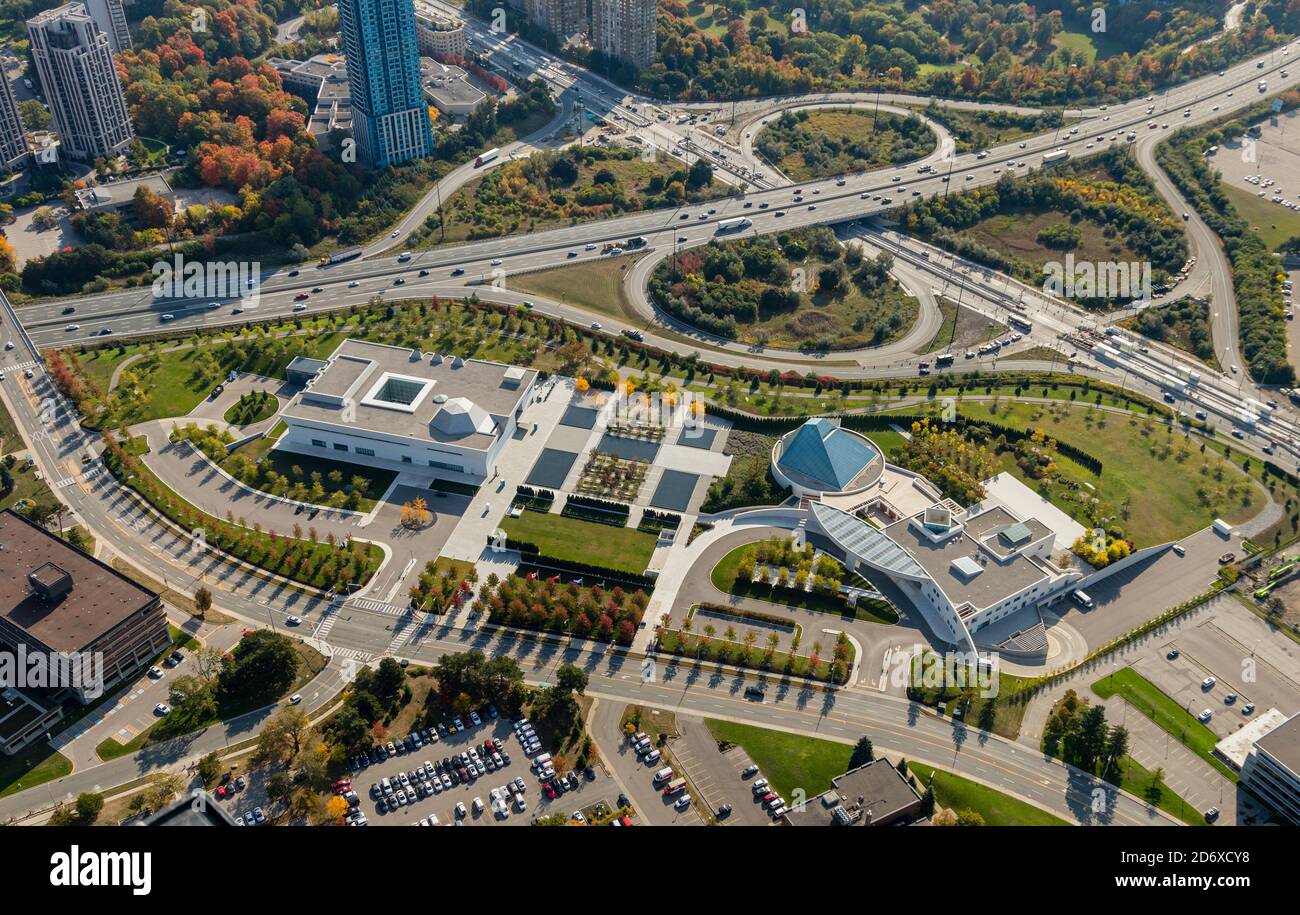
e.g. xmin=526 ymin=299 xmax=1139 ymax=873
xmin=475 ymin=148 xmax=500 ymax=167
xmin=662 ymin=777 xmax=687 ymax=796
xmin=935 ymin=352 xmax=955 ymax=367
xmin=1007 ymin=312 xmax=1033 ymax=332
xmin=715 ymin=217 xmax=752 ymax=234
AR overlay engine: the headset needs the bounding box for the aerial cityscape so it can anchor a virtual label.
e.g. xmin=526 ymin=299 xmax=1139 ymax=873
xmin=0 ymin=0 xmax=1296 ymax=858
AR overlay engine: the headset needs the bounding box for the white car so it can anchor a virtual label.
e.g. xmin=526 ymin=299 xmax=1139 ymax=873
xmin=292 ymin=303 xmax=308 ymax=311
xmin=585 ymin=242 xmax=597 ymax=250
xmin=1202 ymin=676 xmax=1217 ymax=688
xmin=65 ymin=324 xmax=80 ymax=332
xmin=390 ymin=230 xmax=400 ymax=237
xmin=286 ymin=615 xmax=302 ymax=626
xmin=348 ymin=281 xmax=359 ymax=288
xmin=289 ymin=694 xmax=302 ymax=705
xmin=674 ymin=794 xmax=691 ymax=810
xmin=147 ymin=666 xmax=163 ymax=679
xmin=590 ymin=322 xmax=602 ymax=330
xmin=490 ymin=258 xmax=503 ymax=266
xmin=154 ymin=703 xmax=171 ymax=716
xmin=1198 ymin=709 xmax=1213 ymax=723
xmin=3 ymin=341 xmax=12 ymax=350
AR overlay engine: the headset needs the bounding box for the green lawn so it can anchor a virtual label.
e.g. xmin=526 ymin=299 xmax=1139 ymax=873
xmin=0 ymin=742 xmax=73 ymax=799
xmin=908 ymin=399 xmax=1263 ymax=546
xmin=500 ymin=508 xmax=657 ymax=574
xmin=1221 ymin=182 xmax=1300 ymax=253
xmin=705 ymin=719 xmax=1068 ymax=825
xmin=1092 ymin=667 xmax=1238 ymax=783
xmin=223 ymin=391 xmax=278 ymax=426
xmin=908 ymin=762 xmax=1069 ymax=826
xmin=709 ymin=542 xmax=898 ymax=624
xmin=512 ymin=255 xmax=643 ymax=324
xmin=704 ymin=719 xmax=853 ymax=801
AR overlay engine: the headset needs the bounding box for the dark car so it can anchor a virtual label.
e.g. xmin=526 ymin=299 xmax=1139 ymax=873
xmin=418 ymin=270 xmax=430 ymax=277
xmin=288 ymin=269 xmax=299 ymax=277
xmin=450 ymin=268 xmax=464 ymax=276
xmin=393 ymin=277 xmax=405 ymax=285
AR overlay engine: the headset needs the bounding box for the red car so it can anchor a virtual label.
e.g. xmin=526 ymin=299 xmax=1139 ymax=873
xmin=215 ymin=785 xmax=229 ymax=799
xmin=542 ymin=781 xmax=557 ymax=799
xmin=294 ymin=292 xmax=310 ymax=300
xmin=334 ymin=778 xmax=351 ymax=793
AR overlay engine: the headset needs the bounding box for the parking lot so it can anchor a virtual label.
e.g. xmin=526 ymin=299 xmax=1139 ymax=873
xmin=347 ymin=711 xmax=622 ymax=826
xmin=1136 ymin=597 xmax=1300 ymax=739
xmin=672 ymin=718 xmax=773 ymax=826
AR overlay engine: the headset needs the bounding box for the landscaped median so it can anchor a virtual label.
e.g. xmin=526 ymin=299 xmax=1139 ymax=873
xmin=657 ymin=603 xmax=854 ymax=684
xmin=102 ymin=432 xmax=384 ymax=592
xmin=710 ymin=536 xmax=899 ymax=625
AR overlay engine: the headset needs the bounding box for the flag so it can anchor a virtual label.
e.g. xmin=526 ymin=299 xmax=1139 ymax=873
xmin=526 ymin=571 xmax=538 ymax=581
xmin=546 ymin=574 xmax=561 ymax=583
xmin=572 ymin=578 xmax=583 ymax=586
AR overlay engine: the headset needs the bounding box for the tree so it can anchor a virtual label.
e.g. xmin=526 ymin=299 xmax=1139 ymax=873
xmin=687 ymin=157 xmax=713 ymax=189
xmin=955 ymin=809 xmax=986 ymax=826
xmin=848 ymin=736 xmax=874 ymax=768
xmin=74 ymin=792 xmax=105 ymax=824
xmin=555 ymin=663 xmax=588 ymax=695
xmin=325 ymin=795 xmax=350 ymax=823
xmin=400 ymin=496 xmax=431 ymax=528
xmin=217 ymin=630 xmax=299 ymax=706
xmin=31 ymin=206 xmax=59 ymax=230
xmin=197 ymin=750 xmax=222 ymax=787
xmin=920 ymin=782 xmax=936 ymax=818
xmin=194 ymin=587 xmax=213 ymax=619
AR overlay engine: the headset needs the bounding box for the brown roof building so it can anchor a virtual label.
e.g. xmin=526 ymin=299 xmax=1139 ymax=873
xmin=0 ymin=509 xmax=170 ymax=754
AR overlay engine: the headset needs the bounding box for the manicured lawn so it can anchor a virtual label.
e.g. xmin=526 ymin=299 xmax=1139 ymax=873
xmin=908 ymin=762 xmax=1069 ymax=826
xmin=1221 ymin=182 xmax=1300 ymax=253
xmin=909 ymin=654 xmax=1031 ymax=740
xmin=226 ymin=435 xmax=396 ymax=511
xmin=223 ymin=390 xmax=278 ymax=426
xmin=1092 ymin=667 xmax=1238 ymax=783
xmin=704 ymin=719 xmax=1068 ymax=825
xmin=912 ymin=399 xmax=1264 ymax=546
xmin=704 ymin=719 xmax=853 ymax=801
xmin=709 ymin=542 xmax=899 ymax=624
xmin=500 ymin=508 xmax=657 ymax=574
xmin=0 ymin=743 xmax=73 ymax=799
xmin=757 ymin=108 xmax=937 ymax=181
xmin=512 ymin=255 xmax=644 ymax=325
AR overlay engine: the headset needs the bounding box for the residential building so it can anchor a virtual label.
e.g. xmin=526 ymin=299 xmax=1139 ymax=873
xmin=0 ymin=68 xmax=30 ymax=169
xmin=782 ymin=759 xmax=926 ymax=826
xmin=26 ymin=3 xmax=134 ymax=162
xmin=525 ymin=0 xmax=587 ymax=42
xmin=416 ymin=12 xmax=468 ymax=59
xmin=82 ymin=0 xmax=131 ymax=54
xmin=591 ymin=0 xmax=656 ymax=70
xmin=0 ymin=510 xmax=170 ymax=755
xmin=337 ymin=0 xmax=433 ymax=168
xmin=1238 ymin=711 xmax=1300 ymax=825
xmin=278 ymin=339 xmax=538 ymax=483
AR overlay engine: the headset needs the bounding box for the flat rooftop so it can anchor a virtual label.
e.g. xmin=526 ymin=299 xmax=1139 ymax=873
xmin=884 ymin=505 xmax=1055 ymax=613
xmin=783 ymin=759 xmax=922 ymax=826
xmin=0 ymin=510 xmax=158 ymax=653
xmin=1254 ymin=710 xmax=1300 ymax=779
xmin=283 ymin=338 xmax=537 ymax=452
xmin=1215 ymin=707 xmax=1290 ymax=769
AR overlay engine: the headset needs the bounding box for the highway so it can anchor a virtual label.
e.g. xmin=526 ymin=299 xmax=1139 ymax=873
xmin=3 ymin=33 xmax=1299 ymax=824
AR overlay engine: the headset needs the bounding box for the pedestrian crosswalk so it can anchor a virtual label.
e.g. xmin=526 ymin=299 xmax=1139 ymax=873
xmin=346 ymin=596 xmax=410 ymax=617
xmin=10 ymin=359 xmax=38 ymax=372
xmin=332 ymin=647 xmax=372 ymax=663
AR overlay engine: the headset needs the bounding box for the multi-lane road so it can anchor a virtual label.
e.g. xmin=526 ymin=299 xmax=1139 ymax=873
xmin=5 ymin=29 xmax=1300 ymax=823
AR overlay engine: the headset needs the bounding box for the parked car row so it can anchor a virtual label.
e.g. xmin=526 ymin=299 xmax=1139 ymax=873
xmin=744 ymin=766 xmax=785 ymax=820
xmin=628 ymin=730 xmax=662 ymax=766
